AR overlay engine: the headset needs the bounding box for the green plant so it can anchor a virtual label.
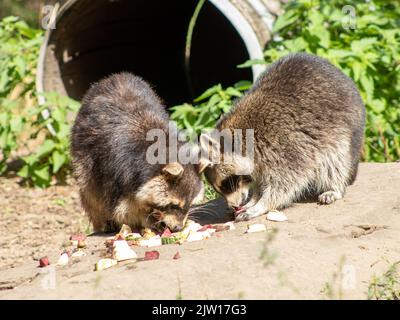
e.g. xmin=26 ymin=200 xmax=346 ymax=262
xmin=170 ymin=81 xmax=251 ymax=137
xmin=0 ymin=16 xmax=43 ymax=173
xmin=0 ymin=16 xmax=80 ymax=187
xmin=368 ymin=261 xmax=400 ymax=300
xmin=18 ymin=92 xmax=80 ymax=187
xmin=241 ymin=0 xmax=400 ymax=162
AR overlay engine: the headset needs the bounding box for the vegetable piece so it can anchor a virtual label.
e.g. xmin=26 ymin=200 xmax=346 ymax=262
xmin=246 ymin=224 xmax=267 ymax=233
xmin=95 ymin=258 xmax=117 ymax=271
xmin=144 ymin=251 xmax=160 ymax=260
xmin=112 ymin=240 xmax=137 ymax=261
xmin=266 ymin=211 xmax=288 ymax=222
xmin=39 ymin=257 xmax=50 ymax=267
xmin=57 ymin=253 xmax=69 ymax=266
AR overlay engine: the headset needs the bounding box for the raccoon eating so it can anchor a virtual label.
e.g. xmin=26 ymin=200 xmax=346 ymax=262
xmin=199 ymin=53 xmax=366 ymax=221
xmin=71 ymin=73 xmax=204 ymax=232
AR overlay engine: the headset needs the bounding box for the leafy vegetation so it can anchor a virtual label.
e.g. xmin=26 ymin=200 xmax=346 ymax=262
xmin=170 ymin=81 xmax=251 ymax=136
xmin=241 ymin=0 xmax=400 ymax=162
xmin=368 ymin=261 xmax=400 ymax=300
xmin=0 ymin=16 xmax=80 ymax=187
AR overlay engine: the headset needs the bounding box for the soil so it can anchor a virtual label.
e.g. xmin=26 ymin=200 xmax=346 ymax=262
xmin=0 ymin=162 xmax=399 ymax=299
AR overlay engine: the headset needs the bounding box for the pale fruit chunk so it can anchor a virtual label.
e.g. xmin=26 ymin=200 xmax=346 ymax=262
xmin=139 ymin=236 xmax=162 ymax=247
xmin=266 ymin=211 xmax=288 ymax=222
xmin=95 ymin=258 xmax=117 ymax=271
xmin=112 ymin=240 xmax=137 ymax=261
xmin=246 ymin=223 xmax=267 ymax=233
xmin=119 ymin=224 xmax=132 ymax=237
xmin=186 ymin=231 xmax=211 ymax=242
xmin=57 ymin=253 xmax=69 ymax=266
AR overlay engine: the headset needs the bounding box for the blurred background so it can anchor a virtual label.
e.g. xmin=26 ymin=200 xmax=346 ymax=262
xmin=0 ymin=0 xmax=399 ymax=190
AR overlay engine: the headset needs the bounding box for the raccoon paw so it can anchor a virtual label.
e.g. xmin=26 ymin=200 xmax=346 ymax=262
xmin=235 ymin=207 xmax=265 ymax=222
xmin=318 ymin=191 xmax=342 ymax=205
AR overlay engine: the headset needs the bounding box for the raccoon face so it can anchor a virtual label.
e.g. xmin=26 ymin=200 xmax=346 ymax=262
xmin=204 ymin=166 xmax=253 ymax=210
xmin=136 ymin=162 xmax=204 ymax=232
xmin=199 ymin=133 xmax=254 ymax=210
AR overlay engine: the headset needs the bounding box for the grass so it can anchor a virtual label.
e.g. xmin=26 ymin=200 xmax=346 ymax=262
xmin=368 ymin=261 xmax=400 ymax=300
xmin=259 ymin=228 xmax=278 ymax=267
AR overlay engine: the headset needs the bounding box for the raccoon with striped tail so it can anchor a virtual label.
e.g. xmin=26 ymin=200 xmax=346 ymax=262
xmin=199 ymin=53 xmax=365 ymax=221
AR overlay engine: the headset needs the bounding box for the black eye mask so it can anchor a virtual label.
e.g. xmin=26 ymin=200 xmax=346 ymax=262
xmin=219 ymin=175 xmax=253 ymax=194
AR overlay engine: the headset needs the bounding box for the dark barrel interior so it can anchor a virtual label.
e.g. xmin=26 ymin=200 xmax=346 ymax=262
xmin=49 ymin=0 xmax=253 ymax=106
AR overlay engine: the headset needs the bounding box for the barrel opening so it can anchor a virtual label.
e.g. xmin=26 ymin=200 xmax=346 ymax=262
xmin=49 ymin=0 xmax=253 ymax=106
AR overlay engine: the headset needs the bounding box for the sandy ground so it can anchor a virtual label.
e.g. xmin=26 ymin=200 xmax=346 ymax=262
xmin=0 ymin=162 xmax=399 ymax=299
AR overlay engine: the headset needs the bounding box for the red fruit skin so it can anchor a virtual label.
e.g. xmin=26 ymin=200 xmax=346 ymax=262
xmin=173 ymin=252 xmax=181 ymax=260
xmin=70 ymin=234 xmax=86 ymax=241
xmin=161 ymin=228 xmax=172 ymax=238
xmin=198 ymin=225 xmax=213 ymax=232
xmin=39 ymin=257 xmax=50 ymax=267
xmin=144 ymin=251 xmax=160 ymax=260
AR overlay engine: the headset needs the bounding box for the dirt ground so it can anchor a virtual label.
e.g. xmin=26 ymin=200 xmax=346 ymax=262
xmin=0 ymin=162 xmax=399 ymax=299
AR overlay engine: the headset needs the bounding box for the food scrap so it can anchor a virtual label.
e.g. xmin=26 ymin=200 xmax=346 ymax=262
xmin=57 ymin=253 xmax=69 ymax=266
xmin=246 ymin=223 xmax=267 ymax=233
xmin=69 ymin=234 xmax=86 ymax=246
xmin=39 ymin=257 xmax=50 ymax=268
xmin=266 ymin=211 xmax=288 ymax=222
xmin=95 ymin=258 xmax=117 ymax=271
xmin=144 ymin=251 xmax=160 ymax=261
xmin=112 ymin=240 xmax=137 ymax=261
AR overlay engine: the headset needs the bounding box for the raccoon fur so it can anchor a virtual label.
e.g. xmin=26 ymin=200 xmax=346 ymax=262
xmin=71 ymin=73 xmax=204 ymax=232
xmin=199 ymin=53 xmax=366 ymax=221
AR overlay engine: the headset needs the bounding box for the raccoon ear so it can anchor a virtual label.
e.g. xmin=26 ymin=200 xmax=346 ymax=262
xmin=162 ymin=162 xmax=184 ymax=178
xmin=197 ymin=157 xmax=212 ymax=173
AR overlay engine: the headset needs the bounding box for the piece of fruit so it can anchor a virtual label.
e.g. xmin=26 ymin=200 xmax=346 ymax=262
xmin=77 ymin=240 xmax=86 ymax=248
xmin=39 ymin=257 xmax=50 ymax=267
xmin=57 ymin=253 xmax=69 ymax=266
xmin=69 ymin=234 xmax=86 ymax=246
xmin=246 ymin=223 xmax=267 ymax=233
xmin=112 ymin=240 xmax=137 ymax=261
xmin=119 ymin=224 xmax=132 ymax=236
xmin=139 ymin=236 xmax=162 ymax=247
xmin=266 ymin=211 xmax=288 ymax=222
xmin=186 ymin=231 xmax=211 ymax=242
xmin=161 ymin=228 xmax=172 ymax=238
xmin=144 ymin=251 xmax=160 ymax=260
xmin=95 ymin=258 xmax=117 ymax=271
xmin=124 ymin=233 xmax=142 ymax=241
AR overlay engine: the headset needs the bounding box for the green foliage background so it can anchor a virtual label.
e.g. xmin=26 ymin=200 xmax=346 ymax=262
xmin=0 ymin=0 xmax=399 ymax=188
xmin=0 ymin=16 xmax=79 ymax=187
xmin=172 ymin=0 xmax=400 ymax=162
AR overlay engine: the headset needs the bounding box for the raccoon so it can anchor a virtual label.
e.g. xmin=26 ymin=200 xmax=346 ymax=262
xmin=71 ymin=73 xmax=204 ymax=232
xmin=199 ymin=53 xmax=365 ymax=221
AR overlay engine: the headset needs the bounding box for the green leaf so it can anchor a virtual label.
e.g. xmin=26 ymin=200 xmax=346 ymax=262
xmin=237 ymin=59 xmax=265 ymax=68
xmin=13 ymin=56 xmax=26 ymax=78
xmin=34 ymin=166 xmax=51 ymax=182
xmin=52 ymin=150 xmax=67 ymax=173
xmin=33 ymin=139 xmax=56 ymax=160
xmin=10 ymin=117 xmax=24 ymax=133
xmin=272 ymin=11 xmax=298 ymax=33
xmin=17 ymin=165 xmax=29 ymax=178
xmin=194 ymin=85 xmax=222 ymax=102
